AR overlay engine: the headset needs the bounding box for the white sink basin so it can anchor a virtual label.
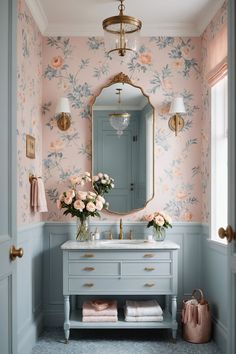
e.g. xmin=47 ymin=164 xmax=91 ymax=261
xmin=99 ymin=239 xmax=145 ymax=245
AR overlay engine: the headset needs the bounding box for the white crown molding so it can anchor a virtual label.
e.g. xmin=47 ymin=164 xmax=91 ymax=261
xmin=195 ymin=0 xmax=225 ymax=34
xmin=44 ymin=23 xmax=103 ymax=37
xmin=25 ymin=0 xmax=48 ymax=34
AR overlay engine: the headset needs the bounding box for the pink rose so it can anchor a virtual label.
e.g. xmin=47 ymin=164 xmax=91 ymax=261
xmin=154 ymin=215 xmax=165 ymax=226
xmin=64 ymin=196 xmax=72 ymax=205
xmin=96 ymin=195 xmax=105 ymax=204
xmin=77 ymin=191 xmax=87 ymax=200
xmin=85 ymin=171 xmax=90 ymax=177
xmin=74 ymin=199 xmax=85 ymax=210
xmin=145 ymin=214 xmax=154 ymax=222
xmin=66 ymin=189 xmax=75 ymax=198
xmin=165 ymin=214 xmax=172 ymax=224
xmin=86 ymin=202 xmax=96 ymax=212
xmin=95 ymin=200 xmax=103 ymax=211
xmin=56 ymin=200 xmax=62 ymax=209
xmin=93 ymin=175 xmax=99 ymax=182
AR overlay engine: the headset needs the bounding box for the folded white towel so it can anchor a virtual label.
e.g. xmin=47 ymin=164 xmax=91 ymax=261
xmin=125 ymin=315 xmax=163 ymax=322
xmin=125 ymin=300 xmax=163 ymax=317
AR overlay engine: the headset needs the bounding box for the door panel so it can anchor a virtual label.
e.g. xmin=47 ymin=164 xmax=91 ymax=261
xmin=0 ymin=0 xmax=17 ymax=353
xmin=227 ymin=1 xmax=236 ymax=353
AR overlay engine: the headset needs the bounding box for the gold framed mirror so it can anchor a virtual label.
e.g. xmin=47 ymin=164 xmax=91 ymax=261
xmin=91 ymin=72 xmax=155 ymax=214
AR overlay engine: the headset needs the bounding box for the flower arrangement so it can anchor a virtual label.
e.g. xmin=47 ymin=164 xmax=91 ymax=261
xmin=57 ymin=172 xmax=109 ymax=241
xmin=92 ymin=172 xmax=115 ymax=196
xmin=144 ymin=211 xmax=172 ymax=241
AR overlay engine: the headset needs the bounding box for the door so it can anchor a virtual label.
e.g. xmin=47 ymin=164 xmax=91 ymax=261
xmin=0 ymin=1 xmax=18 ymax=353
xmin=227 ymin=1 xmax=236 ymax=353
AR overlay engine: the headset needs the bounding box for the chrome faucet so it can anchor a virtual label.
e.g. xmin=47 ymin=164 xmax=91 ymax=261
xmin=119 ymin=218 xmax=123 ymax=240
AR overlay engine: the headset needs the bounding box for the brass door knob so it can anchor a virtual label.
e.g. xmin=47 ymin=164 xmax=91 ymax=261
xmin=10 ymin=246 xmax=24 ymax=261
xmin=218 ymin=225 xmax=236 ymax=242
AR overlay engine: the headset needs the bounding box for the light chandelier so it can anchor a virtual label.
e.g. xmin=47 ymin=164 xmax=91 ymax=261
xmin=109 ymin=88 xmax=131 ymax=136
xmin=103 ymin=0 xmax=142 ymax=57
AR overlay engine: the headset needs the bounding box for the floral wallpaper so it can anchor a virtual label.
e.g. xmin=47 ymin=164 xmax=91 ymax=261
xmin=17 ymin=0 xmax=43 ymax=226
xmin=17 ymin=0 xmax=226 ymax=226
xmin=42 ymin=36 xmax=202 ymax=222
xmin=201 ymin=1 xmax=227 ymax=223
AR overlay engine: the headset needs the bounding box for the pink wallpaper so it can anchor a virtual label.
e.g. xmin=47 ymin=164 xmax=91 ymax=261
xmin=201 ymin=1 xmax=227 ymax=223
xmin=17 ymin=0 xmax=43 ymax=226
xmin=17 ymin=0 xmax=226 ymax=226
xmin=42 ymin=36 xmax=202 ymax=222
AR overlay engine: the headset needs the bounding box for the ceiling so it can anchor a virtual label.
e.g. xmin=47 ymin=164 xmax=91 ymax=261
xmin=26 ymin=0 xmax=225 ymax=37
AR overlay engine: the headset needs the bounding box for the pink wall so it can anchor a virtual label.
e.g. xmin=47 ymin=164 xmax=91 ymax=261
xmin=42 ymin=36 xmax=202 ymax=222
xmin=201 ymin=1 xmax=227 ymax=223
xmin=17 ymin=0 xmax=227 ymax=226
xmin=17 ymin=0 xmax=43 ymax=226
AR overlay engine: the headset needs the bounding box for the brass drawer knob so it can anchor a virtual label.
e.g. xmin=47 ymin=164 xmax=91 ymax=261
xmin=145 ymin=283 xmax=155 ymax=287
xmin=144 ymin=254 xmax=155 ymax=258
xmin=82 ymin=253 xmax=95 ymax=258
xmin=83 ymin=283 xmax=94 ymax=288
xmin=83 ymin=267 xmax=95 ymax=271
xmin=144 ymin=267 xmax=155 ymax=271
xmin=10 ymin=246 xmax=24 ymax=261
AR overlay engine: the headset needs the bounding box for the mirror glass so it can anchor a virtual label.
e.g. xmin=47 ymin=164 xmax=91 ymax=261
xmin=92 ymin=73 xmax=154 ymax=214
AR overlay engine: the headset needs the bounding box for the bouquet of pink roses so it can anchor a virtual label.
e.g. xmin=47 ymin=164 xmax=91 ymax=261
xmin=144 ymin=211 xmax=172 ymax=233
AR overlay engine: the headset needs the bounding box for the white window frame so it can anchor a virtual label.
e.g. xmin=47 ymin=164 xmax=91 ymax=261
xmin=210 ymin=75 xmax=228 ymax=244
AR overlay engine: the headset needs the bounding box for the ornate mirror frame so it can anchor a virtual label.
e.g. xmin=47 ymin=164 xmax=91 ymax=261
xmin=91 ymin=72 xmax=155 ymax=215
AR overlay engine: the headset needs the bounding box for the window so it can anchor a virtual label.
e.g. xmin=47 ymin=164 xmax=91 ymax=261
xmin=211 ymin=75 xmax=228 ymax=243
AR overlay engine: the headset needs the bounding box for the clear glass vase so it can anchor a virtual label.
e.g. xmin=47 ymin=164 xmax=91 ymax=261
xmin=76 ymin=217 xmax=90 ymax=242
xmin=153 ymin=227 xmax=166 ymax=241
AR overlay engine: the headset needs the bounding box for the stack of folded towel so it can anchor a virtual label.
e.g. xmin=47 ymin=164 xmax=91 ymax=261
xmin=124 ymin=300 xmax=163 ymax=322
xmin=82 ymin=299 xmax=118 ymax=322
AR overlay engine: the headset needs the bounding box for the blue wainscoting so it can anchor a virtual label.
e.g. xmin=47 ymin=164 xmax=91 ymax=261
xmin=43 ymin=221 xmax=203 ymax=326
xmin=17 ymin=222 xmax=44 ymax=354
xmin=202 ymin=224 xmax=228 ymax=353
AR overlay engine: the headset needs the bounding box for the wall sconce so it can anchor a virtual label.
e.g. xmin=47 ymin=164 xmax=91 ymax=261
xmin=55 ymin=97 xmax=71 ymax=131
xmin=168 ymin=97 xmax=186 ymax=136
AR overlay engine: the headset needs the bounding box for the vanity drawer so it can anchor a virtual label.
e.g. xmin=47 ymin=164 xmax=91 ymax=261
xmin=68 ymin=262 xmax=119 ymax=276
xmin=68 ymin=277 xmax=172 ymax=293
xmin=122 ymin=262 xmax=171 ymax=276
xmin=68 ymin=250 xmax=171 ymax=261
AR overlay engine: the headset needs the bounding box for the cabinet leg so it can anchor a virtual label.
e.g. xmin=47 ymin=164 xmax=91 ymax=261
xmin=64 ymin=295 xmax=70 ymax=343
xmin=171 ymin=295 xmax=177 ymax=341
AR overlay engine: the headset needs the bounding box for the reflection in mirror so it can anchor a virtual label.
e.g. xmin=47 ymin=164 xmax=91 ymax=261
xmin=92 ymin=73 xmax=154 ymax=214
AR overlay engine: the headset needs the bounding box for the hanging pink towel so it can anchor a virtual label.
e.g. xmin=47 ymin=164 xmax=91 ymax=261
xmin=30 ymin=179 xmax=38 ymax=212
xmin=31 ymin=177 xmax=48 ymax=213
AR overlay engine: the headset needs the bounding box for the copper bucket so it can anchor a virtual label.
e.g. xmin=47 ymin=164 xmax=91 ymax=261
xmin=182 ymin=289 xmax=212 ymax=344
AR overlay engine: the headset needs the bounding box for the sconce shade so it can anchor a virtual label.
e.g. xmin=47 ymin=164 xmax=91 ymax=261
xmin=55 ymin=97 xmax=71 ymax=131
xmin=169 ymin=97 xmax=186 ymax=114
xmin=55 ymin=97 xmax=71 ymax=114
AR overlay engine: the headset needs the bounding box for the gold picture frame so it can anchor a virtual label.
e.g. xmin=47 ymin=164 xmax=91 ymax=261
xmin=26 ymin=134 xmax=35 ymax=159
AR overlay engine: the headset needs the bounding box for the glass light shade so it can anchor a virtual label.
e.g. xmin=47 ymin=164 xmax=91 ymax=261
xmin=55 ymin=97 xmax=71 ymax=114
xmin=109 ymin=112 xmax=130 ymax=136
xmin=104 ymin=29 xmax=140 ymax=57
xmin=169 ymin=97 xmax=186 ymax=114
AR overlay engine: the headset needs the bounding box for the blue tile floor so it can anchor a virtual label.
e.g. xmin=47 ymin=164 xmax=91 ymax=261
xmin=31 ymin=328 xmax=223 ymax=354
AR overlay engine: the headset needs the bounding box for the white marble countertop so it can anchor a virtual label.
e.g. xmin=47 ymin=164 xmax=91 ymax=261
xmin=61 ymin=240 xmax=180 ymax=250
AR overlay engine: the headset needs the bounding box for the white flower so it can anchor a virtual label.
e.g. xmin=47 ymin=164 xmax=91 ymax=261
xmin=98 ymin=172 xmax=103 ymax=178
xmin=101 ymin=179 xmax=107 ymax=184
xmin=96 ymin=195 xmax=105 ymax=204
xmin=165 ymin=215 xmax=172 ymax=224
xmin=104 ymin=174 xmax=109 ymax=179
xmin=85 ymin=171 xmax=90 ymax=177
xmin=95 ymin=200 xmax=103 ymax=211
xmin=110 ymin=183 xmax=115 ymax=188
xmin=93 ymin=175 xmax=99 ymax=182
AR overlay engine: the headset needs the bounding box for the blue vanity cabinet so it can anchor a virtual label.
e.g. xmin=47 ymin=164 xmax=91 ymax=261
xmin=61 ymin=241 xmax=179 ymax=343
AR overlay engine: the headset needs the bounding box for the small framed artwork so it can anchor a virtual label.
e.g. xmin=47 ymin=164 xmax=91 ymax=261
xmin=26 ymin=134 xmax=35 ymax=159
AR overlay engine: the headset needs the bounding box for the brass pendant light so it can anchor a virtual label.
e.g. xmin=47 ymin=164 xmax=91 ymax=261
xmin=103 ymin=0 xmax=142 ymax=57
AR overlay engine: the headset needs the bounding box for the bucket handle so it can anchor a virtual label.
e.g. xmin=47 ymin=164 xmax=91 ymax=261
xmin=192 ymin=289 xmax=206 ymax=304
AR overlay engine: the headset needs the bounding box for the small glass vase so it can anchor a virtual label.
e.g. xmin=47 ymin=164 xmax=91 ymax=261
xmin=76 ymin=217 xmax=90 ymax=242
xmin=153 ymin=227 xmax=166 ymax=242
